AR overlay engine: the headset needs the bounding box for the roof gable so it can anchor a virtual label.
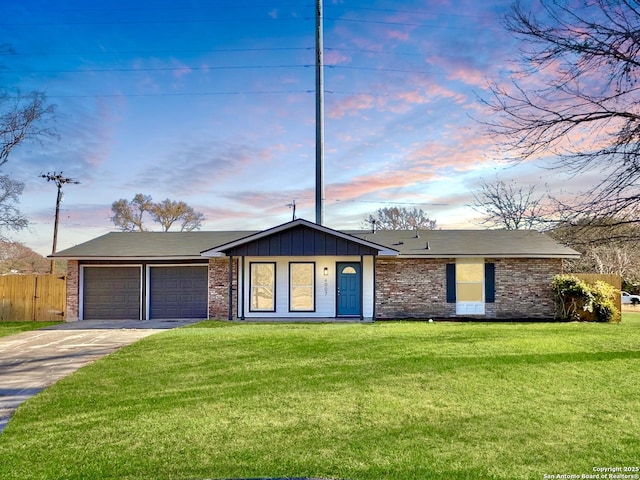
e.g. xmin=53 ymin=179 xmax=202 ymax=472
xmin=201 ymin=218 xmax=398 ymax=257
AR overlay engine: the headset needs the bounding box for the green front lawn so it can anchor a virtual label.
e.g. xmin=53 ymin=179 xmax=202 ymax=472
xmin=0 ymin=321 xmax=62 ymax=338
xmin=1 ymin=317 xmax=639 ymax=480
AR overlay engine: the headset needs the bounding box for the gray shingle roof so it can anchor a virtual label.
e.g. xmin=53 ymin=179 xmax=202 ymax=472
xmin=52 ymin=231 xmax=257 ymax=259
xmin=52 ymin=226 xmax=579 ymax=259
xmin=349 ymin=229 xmax=580 ymax=258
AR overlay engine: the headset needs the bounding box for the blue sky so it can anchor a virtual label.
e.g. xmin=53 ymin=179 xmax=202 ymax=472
xmin=1 ymin=0 xmax=597 ymax=255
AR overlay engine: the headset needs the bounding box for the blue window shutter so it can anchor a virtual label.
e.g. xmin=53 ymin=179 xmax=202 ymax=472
xmin=446 ymin=263 xmax=456 ymax=303
xmin=485 ymin=262 xmax=495 ymax=303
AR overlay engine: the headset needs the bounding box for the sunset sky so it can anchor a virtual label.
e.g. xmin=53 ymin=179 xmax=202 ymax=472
xmin=1 ymin=0 xmax=602 ymax=255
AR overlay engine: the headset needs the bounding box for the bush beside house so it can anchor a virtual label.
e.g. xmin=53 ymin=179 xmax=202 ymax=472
xmin=551 ymin=274 xmax=620 ymax=322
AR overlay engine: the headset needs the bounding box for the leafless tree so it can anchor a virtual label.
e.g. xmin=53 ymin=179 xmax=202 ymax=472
xmin=0 ymin=239 xmax=49 ymax=274
xmin=150 ymin=199 xmax=204 ymax=232
xmin=1 ymin=91 xmax=55 ymax=167
xmin=470 ymin=178 xmax=548 ymax=230
xmin=484 ymin=0 xmax=640 ymax=228
xmin=111 ymin=194 xmax=153 ymax=231
xmin=365 ymin=207 xmax=437 ymax=231
xmin=0 ymin=175 xmax=28 ymax=237
xmin=550 ymin=219 xmax=640 ymax=282
xmin=111 ymin=194 xmax=204 ymax=232
xmin=1 ymin=45 xmax=56 ymax=234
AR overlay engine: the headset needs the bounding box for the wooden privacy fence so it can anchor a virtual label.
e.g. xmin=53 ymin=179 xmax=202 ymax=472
xmin=0 ymin=274 xmax=66 ymax=321
xmin=571 ymin=273 xmax=622 ymax=312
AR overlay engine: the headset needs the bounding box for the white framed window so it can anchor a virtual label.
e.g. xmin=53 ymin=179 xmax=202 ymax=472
xmin=289 ymin=262 xmax=315 ymax=312
xmin=250 ymin=262 xmax=276 ymax=312
xmin=456 ymin=259 xmax=484 ymax=302
xmin=455 ymin=258 xmax=485 ymax=315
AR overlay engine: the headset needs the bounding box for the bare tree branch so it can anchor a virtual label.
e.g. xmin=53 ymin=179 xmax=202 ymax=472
xmin=0 ymin=175 xmax=28 ymax=237
xmin=470 ymin=178 xmax=549 ymax=230
xmin=1 ymin=91 xmax=56 ymax=167
xmin=483 ymin=0 xmax=640 ymax=227
xmin=110 ymin=194 xmax=153 ymax=232
xmin=150 ymin=199 xmax=204 ymax=232
xmin=364 ymin=207 xmax=437 ymax=231
xmin=111 ymin=194 xmax=204 ymax=232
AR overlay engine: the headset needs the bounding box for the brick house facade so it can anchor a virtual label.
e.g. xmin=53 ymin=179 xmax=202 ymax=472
xmin=54 ymin=219 xmax=578 ymax=322
xmin=374 ymin=257 xmax=561 ymax=319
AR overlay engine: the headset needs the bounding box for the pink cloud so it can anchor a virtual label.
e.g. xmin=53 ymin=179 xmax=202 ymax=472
xmin=325 ymin=50 xmax=351 ymax=66
xmin=328 ymin=94 xmax=378 ymax=118
xmin=387 ymin=30 xmax=410 ymax=41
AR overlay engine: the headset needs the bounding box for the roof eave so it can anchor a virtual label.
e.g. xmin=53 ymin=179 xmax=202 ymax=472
xmin=396 ymin=253 xmax=581 ymax=259
xmin=49 ymin=255 xmax=206 ymax=261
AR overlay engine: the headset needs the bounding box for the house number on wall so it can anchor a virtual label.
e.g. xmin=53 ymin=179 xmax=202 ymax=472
xmin=324 ymin=278 xmax=328 ymax=295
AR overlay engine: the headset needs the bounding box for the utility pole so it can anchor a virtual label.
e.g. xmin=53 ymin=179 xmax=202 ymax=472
xmin=315 ymin=0 xmax=325 ymax=225
xmin=287 ymin=200 xmax=297 ymax=221
xmin=41 ymin=172 xmax=80 ymax=273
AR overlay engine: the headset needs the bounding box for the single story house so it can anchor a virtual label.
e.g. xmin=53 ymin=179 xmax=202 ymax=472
xmin=51 ymin=218 xmax=580 ymax=322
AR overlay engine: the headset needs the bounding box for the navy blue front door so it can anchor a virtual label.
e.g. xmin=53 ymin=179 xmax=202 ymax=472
xmin=337 ymin=262 xmax=361 ymax=316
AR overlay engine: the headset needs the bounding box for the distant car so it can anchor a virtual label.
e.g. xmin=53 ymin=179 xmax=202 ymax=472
xmin=621 ymin=291 xmax=640 ymax=305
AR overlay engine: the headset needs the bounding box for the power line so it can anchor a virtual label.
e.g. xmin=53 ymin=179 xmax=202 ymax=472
xmin=325 ymin=5 xmax=496 ymax=21
xmin=12 ymin=64 xmax=312 ymax=74
xmin=0 ymin=47 xmax=312 ymax=57
xmin=323 ymin=17 xmax=470 ymax=30
xmin=11 ymin=64 xmax=435 ymax=76
xmin=0 ymin=17 xmax=309 ymax=27
xmin=34 ymin=90 xmax=313 ymax=99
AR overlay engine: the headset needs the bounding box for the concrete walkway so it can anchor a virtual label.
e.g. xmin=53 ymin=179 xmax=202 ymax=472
xmin=0 ymin=319 xmax=202 ymax=433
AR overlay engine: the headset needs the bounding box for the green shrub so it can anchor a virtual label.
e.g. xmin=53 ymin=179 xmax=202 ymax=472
xmin=591 ymin=280 xmax=621 ymax=323
xmin=551 ymin=275 xmax=620 ymax=322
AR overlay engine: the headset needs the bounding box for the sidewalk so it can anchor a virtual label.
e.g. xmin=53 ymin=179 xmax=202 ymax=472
xmin=0 ymin=319 xmax=202 ymax=432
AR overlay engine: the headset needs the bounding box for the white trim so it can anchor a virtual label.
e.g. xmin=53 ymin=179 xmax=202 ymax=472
xmin=57 ymin=256 xmax=204 ymax=261
xmin=145 ymin=264 xmax=209 ymax=320
xmin=79 ymin=264 xmax=143 ymax=321
xmin=398 ymin=254 xmax=580 ymax=259
xmin=236 ymin=255 xmax=374 ymax=320
xmin=455 ymin=258 xmax=485 ymax=316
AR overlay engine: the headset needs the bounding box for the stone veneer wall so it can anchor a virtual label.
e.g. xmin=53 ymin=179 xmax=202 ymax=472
xmin=66 ymin=260 xmax=79 ymax=321
xmin=375 ymin=257 xmax=563 ymax=319
xmin=208 ymin=258 xmax=237 ymax=319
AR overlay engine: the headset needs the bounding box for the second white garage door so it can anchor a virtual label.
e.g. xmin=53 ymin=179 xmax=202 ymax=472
xmin=148 ymin=266 xmax=208 ymax=319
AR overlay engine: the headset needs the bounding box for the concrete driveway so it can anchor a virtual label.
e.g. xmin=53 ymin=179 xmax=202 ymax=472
xmin=0 ymin=319 xmax=203 ymax=433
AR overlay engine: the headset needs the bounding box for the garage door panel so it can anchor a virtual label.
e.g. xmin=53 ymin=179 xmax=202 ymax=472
xmin=149 ymin=266 xmax=208 ymax=319
xmin=83 ymin=267 xmax=141 ymax=320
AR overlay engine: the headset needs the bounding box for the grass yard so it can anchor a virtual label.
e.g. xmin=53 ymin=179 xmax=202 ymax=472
xmin=0 ymin=321 xmax=62 ymax=338
xmin=1 ymin=317 xmax=639 ymax=480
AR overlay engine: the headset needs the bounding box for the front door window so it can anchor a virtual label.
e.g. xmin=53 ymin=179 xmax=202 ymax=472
xmin=337 ymin=262 xmax=361 ymax=316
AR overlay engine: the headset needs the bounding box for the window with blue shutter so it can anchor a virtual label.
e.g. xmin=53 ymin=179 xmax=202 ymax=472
xmin=446 ymin=263 xmax=456 ymax=303
xmin=485 ymin=262 xmax=495 ymax=303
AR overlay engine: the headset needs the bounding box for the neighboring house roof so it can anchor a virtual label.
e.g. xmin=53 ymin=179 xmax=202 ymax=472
xmin=52 ymin=219 xmax=580 ymax=260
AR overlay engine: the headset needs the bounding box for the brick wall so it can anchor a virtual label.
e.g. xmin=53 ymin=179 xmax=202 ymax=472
xmin=375 ymin=257 xmax=562 ymax=319
xmin=208 ymin=258 xmax=237 ymax=319
xmin=491 ymin=257 xmax=561 ymax=319
xmin=66 ymin=260 xmax=79 ymax=321
xmin=375 ymin=257 xmax=451 ymax=318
